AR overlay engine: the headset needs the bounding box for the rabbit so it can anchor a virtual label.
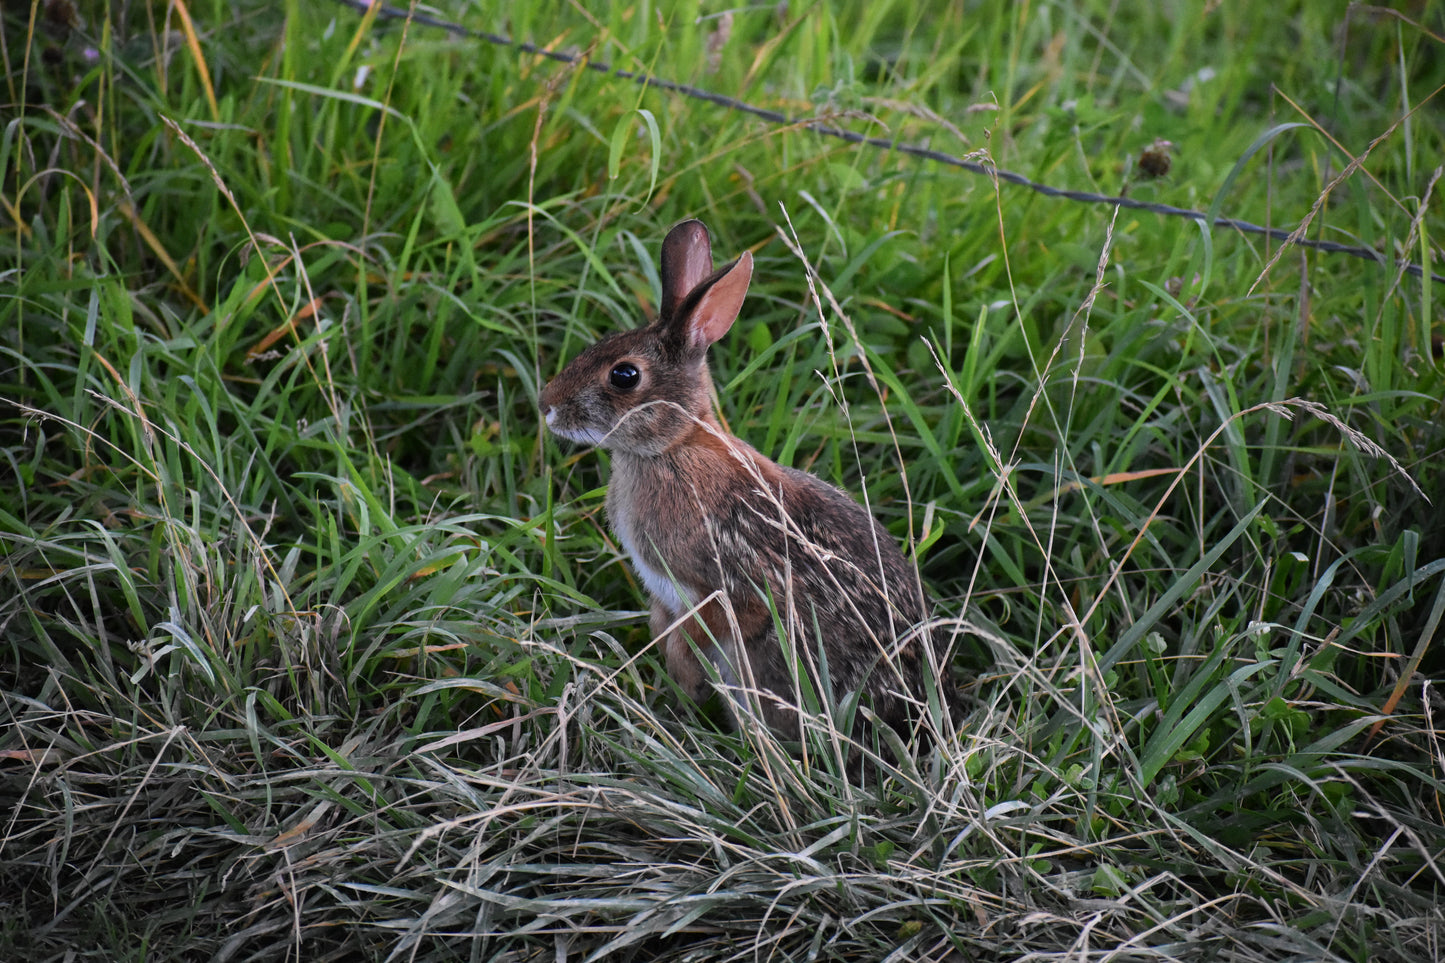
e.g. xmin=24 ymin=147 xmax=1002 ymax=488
xmin=539 ymin=219 xmax=955 ymax=743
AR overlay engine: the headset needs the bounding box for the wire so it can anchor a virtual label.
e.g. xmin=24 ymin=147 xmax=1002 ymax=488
xmin=334 ymin=0 xmax=1443 ymax=283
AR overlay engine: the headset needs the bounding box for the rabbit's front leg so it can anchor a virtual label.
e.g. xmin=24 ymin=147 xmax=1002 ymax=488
xmin=652 ymin=603 xmax=711 ymax=702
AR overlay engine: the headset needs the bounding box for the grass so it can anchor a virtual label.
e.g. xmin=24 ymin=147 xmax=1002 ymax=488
xmin=3 ymin=0 xmax=1444 ymax=959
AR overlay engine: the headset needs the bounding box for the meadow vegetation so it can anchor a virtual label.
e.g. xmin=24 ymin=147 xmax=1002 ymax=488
xmin=2 ymin=0 xmax=1444 ymax=959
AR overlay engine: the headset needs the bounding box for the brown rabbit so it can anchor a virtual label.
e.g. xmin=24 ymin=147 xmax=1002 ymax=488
xmin=539 ymin=219 xmax=953 ymax=742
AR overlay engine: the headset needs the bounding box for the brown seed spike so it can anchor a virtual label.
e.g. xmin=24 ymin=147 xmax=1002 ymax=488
xmin=1138 ymin=139 xmax=1175 ymax=179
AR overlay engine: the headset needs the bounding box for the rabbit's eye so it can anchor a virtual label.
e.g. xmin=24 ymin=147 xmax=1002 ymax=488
xmin=609 ymin=362 xmax=641 ymax=390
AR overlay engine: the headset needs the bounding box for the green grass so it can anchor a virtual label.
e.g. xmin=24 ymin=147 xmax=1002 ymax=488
xmin=3 ymin=0 xmax=1444 ymax=959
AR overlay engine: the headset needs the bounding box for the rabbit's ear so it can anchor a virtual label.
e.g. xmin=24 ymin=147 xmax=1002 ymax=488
xmin=680 ymin=251 xmax=753 ymax=353
xmin=660 ymin=220 xmax=715 ymax=321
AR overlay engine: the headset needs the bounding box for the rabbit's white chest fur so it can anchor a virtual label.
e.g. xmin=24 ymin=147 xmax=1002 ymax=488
xmin=604 ymin=442 xmax=762 ymax=617
xmin=606 ymin=454 xmax=688 ymax=615
xmin=612 ymin=511 xmax=689 ymax=614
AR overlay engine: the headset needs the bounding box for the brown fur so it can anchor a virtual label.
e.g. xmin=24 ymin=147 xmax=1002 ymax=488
xmin=540 ymin=219 xmax=955 ymax=740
